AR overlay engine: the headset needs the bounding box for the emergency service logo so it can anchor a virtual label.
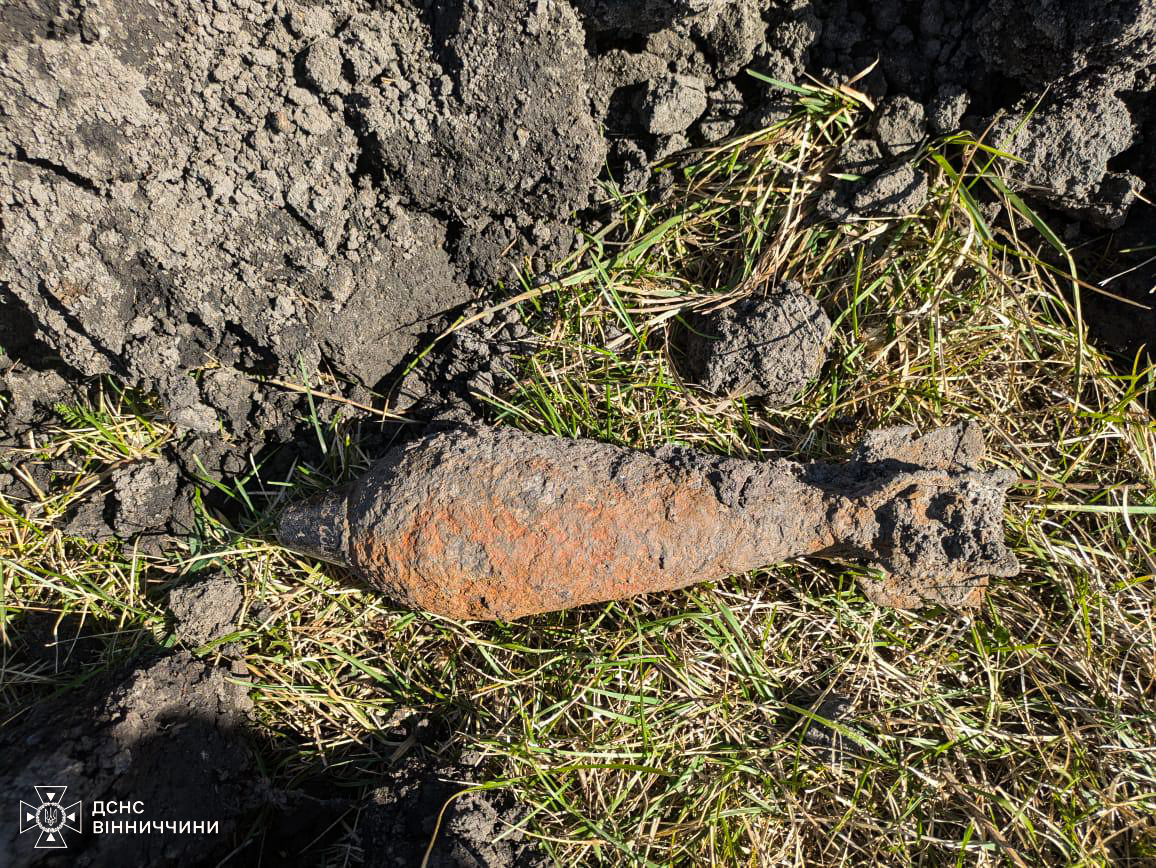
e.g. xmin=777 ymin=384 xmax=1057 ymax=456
xmin=19 ymin=786 xmax=82 ymax=848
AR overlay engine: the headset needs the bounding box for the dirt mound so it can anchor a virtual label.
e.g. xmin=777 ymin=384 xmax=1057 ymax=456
xmin=0 ymin=0 xmax=603 ymax=504
xmin=361 ymin=759 xmax=545 ymax=868
xmin=0 ymin=650 xmax=257 ymax=866
xmin=1 ymin=0 xmax=1153 ymax=518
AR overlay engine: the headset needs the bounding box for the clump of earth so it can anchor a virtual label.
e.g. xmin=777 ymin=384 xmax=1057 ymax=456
xmin=361 ymin=758 xmax=547 ymax=867
xmin=1 ymin=1 xmax=1153 ymax=865
xmin=681 ymin=283 xmax=831 ymax=403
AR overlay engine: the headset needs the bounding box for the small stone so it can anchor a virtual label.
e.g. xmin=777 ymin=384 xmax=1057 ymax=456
xmin=640 ymin=73 xmax=708 ymax=136
xmin=301 ymin=37 xmax=344 ymax=93
xmin=852 ymin=163 xmax=930 ymax=216
xmin=873 ymin=95 xmax=926 ymax=156
xmin=266 ymin=109 xmax=290 ymax=133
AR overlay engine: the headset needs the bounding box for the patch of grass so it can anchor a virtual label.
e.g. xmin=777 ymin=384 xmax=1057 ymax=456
xmin=2 ymin=78 xmax=1154 ymax=865
xmin=1 ymin=381 xmax=172 ymax=711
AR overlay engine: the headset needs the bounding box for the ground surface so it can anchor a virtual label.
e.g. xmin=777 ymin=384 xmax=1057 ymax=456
xmin=1 ymin=1 xmax=1155 ymax=866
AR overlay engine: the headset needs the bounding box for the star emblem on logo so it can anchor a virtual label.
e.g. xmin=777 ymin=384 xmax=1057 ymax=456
xmin=19 ymin=786 xmax=82 ymax=849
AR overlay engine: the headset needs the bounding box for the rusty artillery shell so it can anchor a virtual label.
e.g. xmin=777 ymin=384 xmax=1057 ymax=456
xmin=278 ymin=423 xmax=1018 ymax=620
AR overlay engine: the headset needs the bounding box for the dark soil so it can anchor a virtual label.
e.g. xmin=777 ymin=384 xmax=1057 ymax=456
xmin=361 ymin=758 xmax=545 ymax=868
xmin=0 ymin=631 xmax=525 ymax=867
xmin=2 ymin=0 xmax=1154 ymax=864
xmin=0 ymin=649 xmax=264 ymax=866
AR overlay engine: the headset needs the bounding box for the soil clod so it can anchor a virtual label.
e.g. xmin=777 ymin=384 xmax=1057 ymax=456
xmin=682 ymin=287 xmax=831 ymax=404
xmin=851 ymin=163 xmax=930 ymax=217
xmin=640 ymin=72 xmax=709 ymax=135
xmin=362 ymin=759 xmax=545 ymax=867
xmin=168 ymin=572 xmax=244 ymax=646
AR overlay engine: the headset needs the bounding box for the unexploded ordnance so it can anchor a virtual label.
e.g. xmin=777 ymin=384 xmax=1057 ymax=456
xmin=278 ymin=423 xmax=1018 ymax=620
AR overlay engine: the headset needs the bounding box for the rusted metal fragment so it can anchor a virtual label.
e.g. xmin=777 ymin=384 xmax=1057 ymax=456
xmin=278 ymin=423 xmax=1018 ymax=620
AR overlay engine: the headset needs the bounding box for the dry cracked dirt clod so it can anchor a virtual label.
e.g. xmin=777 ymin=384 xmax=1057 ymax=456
xmin=681 ymin=286 xmax=832 ymax=405
xmin=278 ymin=423 xmax=1019 ymax=620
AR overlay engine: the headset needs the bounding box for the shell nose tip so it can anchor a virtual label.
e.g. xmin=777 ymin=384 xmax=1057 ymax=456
xmin=277 ymin=490 xmax=350 ymax=565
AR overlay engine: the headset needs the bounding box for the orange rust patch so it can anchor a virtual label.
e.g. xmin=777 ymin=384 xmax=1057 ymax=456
xmin=350 ymin=464 xmax=745 ymax=620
